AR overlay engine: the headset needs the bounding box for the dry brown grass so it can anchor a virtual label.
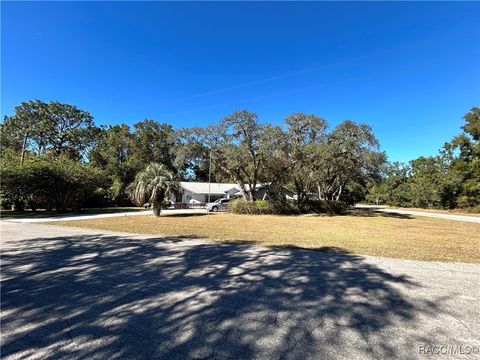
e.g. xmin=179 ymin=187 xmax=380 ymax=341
xmin=54 ymin=211 xmax=480 ymax=263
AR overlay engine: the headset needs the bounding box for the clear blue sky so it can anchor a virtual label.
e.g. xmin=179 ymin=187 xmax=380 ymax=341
xmin=2 ymin=1 xmax=479 ymax=163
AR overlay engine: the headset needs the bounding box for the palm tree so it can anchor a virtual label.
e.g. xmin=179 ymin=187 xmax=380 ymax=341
xmin=126 ymin=163 xmax=178 ymax=216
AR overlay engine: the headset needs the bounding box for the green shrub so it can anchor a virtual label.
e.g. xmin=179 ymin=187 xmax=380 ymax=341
xmin=229 ymin=198 xmax=347 ymax=215
xmin=296 ymin=200 xmax=348 ymax=215
xmin=468 ymin=205 xmax=480 ymax=214
xmin=0 ymin=158 xmax=106 ymax=212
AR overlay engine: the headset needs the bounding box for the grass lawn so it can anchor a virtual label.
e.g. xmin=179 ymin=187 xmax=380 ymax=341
xmin=0 ymin=207 xmax=144 ymax=219
xmin=54 ymin=210 xmax=480 ymax=263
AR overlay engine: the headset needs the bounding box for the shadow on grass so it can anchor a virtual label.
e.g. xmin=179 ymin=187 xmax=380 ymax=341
xmin=348 ymin=208 xmax=414 ymax=219
xmin=0 ymin=207 xmax=145 ymax=219
xmin=215 ymin=240 xmax=352 ymax=254
xmin=0 ymin=210 xmax=58 ymax=219
xmin=221 ymin=209 xmax=413 ymax=219
xmin=160 ymin=213 xmax=209 ymax=218
xmin=1 ymin=231 xmax=449 ymax=359
xmin=272 ymin=244 xmax=352 ymax=253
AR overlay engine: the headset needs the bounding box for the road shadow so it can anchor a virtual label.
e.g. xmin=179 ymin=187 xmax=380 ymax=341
xmin=1 ymin=232 xmax=449 ymax=359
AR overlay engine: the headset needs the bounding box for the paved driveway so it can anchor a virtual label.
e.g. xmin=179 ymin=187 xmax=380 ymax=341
xmin=2 ymin=209 xmax=207 ymax=223
xmin=1 ymin=222 xmax=479 ymax=359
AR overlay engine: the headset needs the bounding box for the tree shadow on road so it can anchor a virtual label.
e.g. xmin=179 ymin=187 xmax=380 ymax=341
xmin=1 ymin=232 xmax=453 ymax=359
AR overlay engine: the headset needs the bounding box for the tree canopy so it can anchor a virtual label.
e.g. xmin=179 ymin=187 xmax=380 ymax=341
xmin=1 ymin=100 xmax=98 ymax=161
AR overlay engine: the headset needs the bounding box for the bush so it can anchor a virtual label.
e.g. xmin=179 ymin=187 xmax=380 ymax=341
xmin=1 ymin=158 xmax=107 ymax=212
xmin=229 ymin=199 xmax=293 ymax=215
xmin=296 ymin=200 xmax=348 ymax=215
xmin=468 ymin=205 xmax=480 ymax=214
xmin=229 ymin=199 xmax=348 ymax=215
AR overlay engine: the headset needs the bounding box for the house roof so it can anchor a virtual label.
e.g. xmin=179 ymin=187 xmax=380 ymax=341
xmin=179 ymin=182 xmax=239 ymax=194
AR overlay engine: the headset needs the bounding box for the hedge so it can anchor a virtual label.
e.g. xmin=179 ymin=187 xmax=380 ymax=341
xmin=228 ymin=199 xmax=348 ymax=215
xmin=1 ymin=158 xmax=107 ymax=212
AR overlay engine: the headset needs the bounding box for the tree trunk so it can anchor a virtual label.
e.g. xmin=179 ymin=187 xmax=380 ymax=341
xmin=294 ymin=180 xmax=302 ymax=202
xmin=152 ymin=192 xmax=165 ymax=217
xmin=237 ymin=180 xmax=251 ymax=201
xmin=13 ymin=199 xmax=24 ymax=212
xmin=335 ymin=185 xmax=343 ymax=201
xmin=317 ymin=185 xmax=323 ymax=200
xmin=152 ymin=204 xmax=161 ymax=217
xmin=56 ymin=206 xmax=67 ymax=214
xmin=20 ymin=133 xmax=28 ymax=165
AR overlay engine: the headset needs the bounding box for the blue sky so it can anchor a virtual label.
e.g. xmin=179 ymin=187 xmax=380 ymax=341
xmin=2 ymin=1 xmax=479 ymax=162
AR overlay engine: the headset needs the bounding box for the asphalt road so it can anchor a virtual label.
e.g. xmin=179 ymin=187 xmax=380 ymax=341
xmin=1 ymin=222 xmax=479 ymax=359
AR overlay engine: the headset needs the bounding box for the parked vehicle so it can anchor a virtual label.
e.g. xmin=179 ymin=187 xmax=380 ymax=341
xmin=205 ymin=198 xmax=230 ymax=212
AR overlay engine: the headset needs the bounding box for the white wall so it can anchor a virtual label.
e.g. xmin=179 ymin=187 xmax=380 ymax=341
xmin=172 ymin=189 xmax=228 ymax=204
xmin=181 ymin=189 xmax=203 ymax=204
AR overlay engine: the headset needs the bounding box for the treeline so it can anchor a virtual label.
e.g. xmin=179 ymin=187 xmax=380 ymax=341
xmin=0 ymin=100 xmax=385 ymax=212
xmin=1 ymin=99 xmax=477 ymax=213
xmin=367 ymin=108 xmax=480 ymax=211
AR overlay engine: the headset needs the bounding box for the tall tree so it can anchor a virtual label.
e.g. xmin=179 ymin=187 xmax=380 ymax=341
xmin=212 ymin=110 xmax=282 ymax=200
xmin=2 ymin=100 xmax=97 ymax=160
xmin=284 ymin=113 xmax=328 ymax=201
xmin=89 ymin=124 xmax=132 ymax=174
xmin=408 ymin=156 xmax=444 ymax=208
xmin=177 ymin=110 xmax=284 ymax=200
xmin=173 ymin=127 xmax=211 ymax=181
xmin=447 ymin=107 xmax=480 ymax=208
xmin=88 ymin=124 xmax=134 ymax=204
xmin=131 ymin=119 xmax=176 ymax=172
xmin=314 ymin=121 xmax=385 ymax=201
xmin=367 ymin=162 xmax=412 ymax=206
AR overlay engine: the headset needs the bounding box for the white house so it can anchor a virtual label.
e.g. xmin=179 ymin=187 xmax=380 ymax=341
xmin=175 ymin=182 xmax=239 ymax=204
xmin=173 ymin=181 xmax=296 ymax=204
